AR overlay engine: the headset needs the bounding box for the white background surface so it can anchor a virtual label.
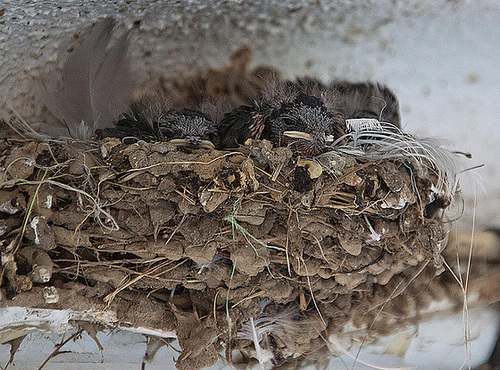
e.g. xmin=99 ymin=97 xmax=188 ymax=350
xmin=1 ymin=305 xmax=499 ymax=369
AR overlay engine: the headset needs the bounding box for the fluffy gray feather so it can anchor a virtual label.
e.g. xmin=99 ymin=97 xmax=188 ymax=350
xmin=41 ymin=17 xmax=132 ymax=140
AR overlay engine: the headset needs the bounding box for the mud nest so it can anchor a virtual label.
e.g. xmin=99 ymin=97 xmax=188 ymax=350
xmin=0 ymin=23 xmax=465 ymax=367
xmin=0 ymin=128 xmax=459 ymax=368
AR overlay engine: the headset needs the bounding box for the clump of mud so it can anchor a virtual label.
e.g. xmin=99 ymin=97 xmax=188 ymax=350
xmin=0 ymin=132 xmax=463 ymax=368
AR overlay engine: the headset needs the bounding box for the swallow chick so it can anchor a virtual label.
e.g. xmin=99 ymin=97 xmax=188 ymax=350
xmin=330 ymin=82 xmax=401 ymax=128
xmin=219 ymin=83 xmax=345 ymax=156
xmin=98 ymin=97 xmax=218 ymax=149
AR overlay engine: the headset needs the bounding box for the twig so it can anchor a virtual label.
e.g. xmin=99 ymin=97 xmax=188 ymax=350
xmin=38 ymin=329 xmax=83 ymax=370
xmin=103 ymin=215 xmax=187 ymax=306
xmin=301 ymin=259 xmax=326 ymax=327
xmin=12 ymin=178 xmax=119 ymax=231
xmin=127 ymin=152 xmax=243 ymax=172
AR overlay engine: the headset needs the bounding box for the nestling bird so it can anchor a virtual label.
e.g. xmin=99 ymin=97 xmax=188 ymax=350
xmin=218 ymin=82 xmax=346 ymax=156
xmin=291 ymin=79 xmax=401 ymax=128
xmin=330 ymin=81 xmax=401 ymax=128
xmin=98 ymin=97 xmax=219 ymax=149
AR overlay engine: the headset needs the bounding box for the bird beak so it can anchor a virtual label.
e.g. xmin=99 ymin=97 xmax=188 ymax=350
xmin=169 ymin=138 xmax=215 ymax=150
xmin=199 ymin=140 xmax=216 ymax=149
xmin=283 ymin=131 xmax=314 ymax=141
xmin=169 ymin=139 xmax=191 ymax=147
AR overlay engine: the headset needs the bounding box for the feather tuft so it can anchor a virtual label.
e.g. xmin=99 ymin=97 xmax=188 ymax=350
xmin=321 ymin=119 xmax=463 ymax=197
xmin=236 ymin=307 xmax=299 ymax=367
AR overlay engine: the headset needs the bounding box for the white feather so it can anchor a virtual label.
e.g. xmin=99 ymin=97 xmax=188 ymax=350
xmin=324 ymin=120 xmax=462 ymax=196
xmin=236 ymin=308 xmax=299 ymax=366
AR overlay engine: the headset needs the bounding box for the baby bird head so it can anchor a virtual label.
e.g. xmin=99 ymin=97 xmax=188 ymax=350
xmin=100 ymin=99 xmax=218 ymax=149
xmin=269 ymin=93 xmax=344 ymax=156
xmin=159 ymin=109 xmax=217 ymax=149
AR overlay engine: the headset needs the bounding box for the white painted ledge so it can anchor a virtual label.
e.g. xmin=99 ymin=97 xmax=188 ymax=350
xmin=0 ymin=303 xmax=498 ymax=369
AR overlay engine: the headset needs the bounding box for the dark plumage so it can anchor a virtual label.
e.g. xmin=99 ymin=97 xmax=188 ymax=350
xmin=330 ymin=82 xmax=401 ymax=128
xmin=219 ymin=83 xmax=345 ymax=156
xmin=98 ymin=98 xmax=218 ymax=148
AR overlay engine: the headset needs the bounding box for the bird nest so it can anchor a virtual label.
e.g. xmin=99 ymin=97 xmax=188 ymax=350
xmin=0 ymin=131 xmax=459 ymax=368
xmin=0 ymin=18 xmax=469 ymax=368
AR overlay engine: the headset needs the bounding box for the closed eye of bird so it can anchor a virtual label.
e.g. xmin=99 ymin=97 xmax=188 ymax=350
xmin=218 ymin=83 xmax=345 ymax=156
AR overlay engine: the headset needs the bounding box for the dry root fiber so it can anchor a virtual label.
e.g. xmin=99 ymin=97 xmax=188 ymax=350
xmin=0 ymin=131 xmax=465 ymax=368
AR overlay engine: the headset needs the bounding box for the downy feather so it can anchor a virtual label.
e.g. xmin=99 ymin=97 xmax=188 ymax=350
xmin=321 ymin=119 xmax=462 ymax=196
xmin=236 ymin=307 xmax=299 ymax=366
